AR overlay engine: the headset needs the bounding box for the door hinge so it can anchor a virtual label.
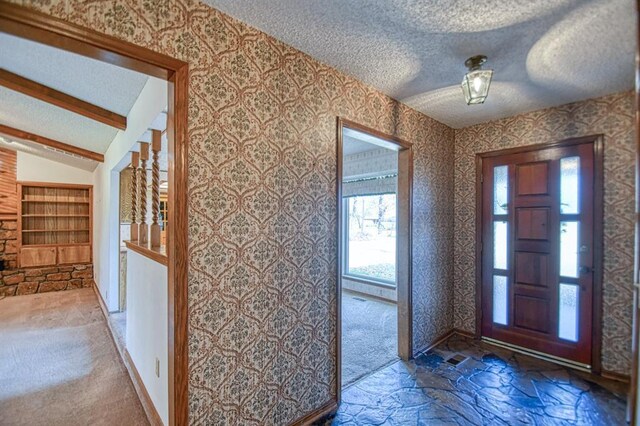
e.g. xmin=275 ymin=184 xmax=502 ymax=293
xmin=480 ymin=173 xmax=484 ymax=183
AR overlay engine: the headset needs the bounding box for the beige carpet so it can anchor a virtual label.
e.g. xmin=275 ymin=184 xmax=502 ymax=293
xmin=342 ymin=290 xmax=398 ymax=386
xmin=0 ymin=288 xmax=148 ymax=426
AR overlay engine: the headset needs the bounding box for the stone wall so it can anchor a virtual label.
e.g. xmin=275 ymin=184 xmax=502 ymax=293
xmin=0 ymin=219 xmax=94 ymax=297
xmin=0 ymin=220 xmax=18 ymax=270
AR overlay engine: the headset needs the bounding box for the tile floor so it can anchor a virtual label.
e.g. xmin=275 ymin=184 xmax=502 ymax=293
xmin=323 ymin=334 xmax=627 ymax=425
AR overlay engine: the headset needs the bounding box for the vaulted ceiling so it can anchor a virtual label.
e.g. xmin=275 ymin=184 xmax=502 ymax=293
xmin=0 ymin=33 xmax=150 ymax=169
xmin=205 ymin=0 xmax=635 ymax=128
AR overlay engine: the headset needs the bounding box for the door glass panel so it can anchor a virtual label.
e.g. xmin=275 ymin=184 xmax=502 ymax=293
xmin=494 ymin=221 xmax=508 ymax=270
xmin=559 ymin=283 xmax=579 ymax=342
xmin=560 ymin=156 xmax=580 ymax=214
xmin=493 ymin=275 xmax=508 ymax=325
xmin=560 ymin=221 xmax=579 ymax=278
xmin=494 ymin=165 xmax=508 ymax=214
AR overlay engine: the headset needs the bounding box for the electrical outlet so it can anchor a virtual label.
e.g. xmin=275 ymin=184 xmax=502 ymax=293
xmin=155 ymin=358 xmax=160 ymax=378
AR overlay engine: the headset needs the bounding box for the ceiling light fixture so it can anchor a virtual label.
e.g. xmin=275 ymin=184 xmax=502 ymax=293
xmin=461 ymin=55 xmax=493 ymax=105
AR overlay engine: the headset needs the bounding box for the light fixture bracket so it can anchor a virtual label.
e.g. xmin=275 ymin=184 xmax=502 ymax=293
xmin=465 ymin=55 xmax=487 ymax=71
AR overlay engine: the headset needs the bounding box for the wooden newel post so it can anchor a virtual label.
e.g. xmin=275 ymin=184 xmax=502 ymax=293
xmin=138 ymin=142 xmax=149 ymax=245
xmin=150 ymin=130 xmax=162 ymax=248
xmin=130 ymin=151 xmax=139 ymax=241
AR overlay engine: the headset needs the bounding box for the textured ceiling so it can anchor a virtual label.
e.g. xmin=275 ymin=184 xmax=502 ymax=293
xmin=0 ymin=33 xmax=149 ymax=160
xmin=0 ymin=33 xmax=149 ymax=116
xmin=205 ymin=0 xmax=635 ymax=128
xmin=0 ymin=88 xmax=122 ymax=154
xmin=343 ymin=127 xmax=398 ymax=155
xmin=343 ymin=135 xmax=377 ymax=156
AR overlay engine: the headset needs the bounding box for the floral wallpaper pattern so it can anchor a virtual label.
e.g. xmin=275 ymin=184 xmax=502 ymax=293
xmin=12 ymin=0 xmax=455 ymax=423
xmin=454 ymin=91 xmax=635 ymax=374
xmin=11 ymin=0 xmax=633 ymax=419
xmin=119 ymin=167 xmax=133 ymax=223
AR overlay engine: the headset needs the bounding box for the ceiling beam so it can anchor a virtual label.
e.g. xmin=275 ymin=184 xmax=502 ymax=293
xmin=0 ymin=68 xmax=127 ymax=130
xmin=0 ymin=124 xmax=104 ymax=162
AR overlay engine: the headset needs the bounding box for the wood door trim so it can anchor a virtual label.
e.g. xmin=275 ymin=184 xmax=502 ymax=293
xmin=478 ymin=135 xmax=604 ymax=159
xmin=630 ymin=0 xmax=640 ymax=422
xmin=592 ymin=136 xmax=605 ymax=374
xmin=336 ymin=117 xmax=413 ymax=402
xmin=0 ymin=3 xmax=182 ymax=80
xmin=339 ymin=118 xmax=412 ymax=150
xmin=0 ymin=4 xmax=190 ymax=425
xmin=475 ymin=135 xmax=605 ymax=373
xmin=336 ymin=118 xmax=343 ymax=404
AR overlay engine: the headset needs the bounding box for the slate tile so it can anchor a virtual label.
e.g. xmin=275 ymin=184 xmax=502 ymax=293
xmin=414 ymin=352 xmax=444 ymax=369
xmin=327 ymin=336 xmax=625 ymax=426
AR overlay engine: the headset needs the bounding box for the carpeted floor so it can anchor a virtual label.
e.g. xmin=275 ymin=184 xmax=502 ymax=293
xmin=0 ymin=288 xmax=148 ymax=426
xmin=108 ymin=310 xmax=127 ymax=351
xmin=342 ymin=290 xmax=398 ymax=385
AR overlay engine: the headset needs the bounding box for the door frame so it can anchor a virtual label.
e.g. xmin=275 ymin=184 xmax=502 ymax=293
xmin=336 ymin=118 xmax=413 ymax=398
xmin=474 ymin=135 xmax=604 ymax=373
xmin=0 ymin=4 xmax=189 ymax=424
xmin=629 ymin=0 xmax=640 ymax=422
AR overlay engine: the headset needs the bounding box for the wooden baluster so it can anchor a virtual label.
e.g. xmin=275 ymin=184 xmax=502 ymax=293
xmin=150 ymin=130 xmax=162 ymax=248
xmin=130 ymin=152 xmax=139 ymax=242
xmin=138 ymin=142 xmax=149 ymax=245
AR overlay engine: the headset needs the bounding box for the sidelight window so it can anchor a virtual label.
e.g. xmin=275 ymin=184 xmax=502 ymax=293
xmin=560 ymin=156 xmax=580 ymax=214
xmin=559 ymin=283 xmax=579 ymax=341
xmin=560 ymin=221 xmax=579 ymax=278
xmin=493 ymin=275 xmax=508 ymax=325
xmin=492 ymin=165 xmax=509 ymax=326
xmin=493 ymin=165 xmax=508 ymax=214
xmin=494 ymin=221 xmax=508 ymax=270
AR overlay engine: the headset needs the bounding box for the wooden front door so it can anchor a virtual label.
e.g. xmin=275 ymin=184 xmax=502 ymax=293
xmin=480 ymin=139 xmax=599 ymax=366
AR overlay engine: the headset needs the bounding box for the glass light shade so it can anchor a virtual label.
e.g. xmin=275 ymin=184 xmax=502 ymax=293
xmin=461 ymin=69 xmax=493 ymax=105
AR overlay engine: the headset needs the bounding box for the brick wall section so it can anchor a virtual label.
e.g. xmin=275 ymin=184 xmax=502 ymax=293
xmin=0 ymin=219 xmax=94 ymax=297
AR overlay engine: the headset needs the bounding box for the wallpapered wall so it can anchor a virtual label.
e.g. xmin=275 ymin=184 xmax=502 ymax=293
xmin=13 ymin=1 xmax=455 ymax=424
xmin=119 ymin=167 xmax=133 ymax=223
xmin=454 ymin=91 xmax=635 ymax=374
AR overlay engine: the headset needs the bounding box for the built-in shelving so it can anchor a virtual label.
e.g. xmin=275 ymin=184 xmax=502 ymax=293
xmin=18 ymin=182 xmax=93 ymax=267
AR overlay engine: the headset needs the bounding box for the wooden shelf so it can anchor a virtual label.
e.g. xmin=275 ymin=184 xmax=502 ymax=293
xmin=22 ymin=200 xmax=90 ymax=204
xmin=21 ymin=214 xmax=90 ymax=218
xmin=22 ymin=229 xmax=90 ymax=233
xmin=18 ymin=182 xmax=93 ymax=253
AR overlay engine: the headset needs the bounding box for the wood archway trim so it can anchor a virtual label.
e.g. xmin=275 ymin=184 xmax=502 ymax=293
xmin=0 ymin=3 xmax=189 ymax=425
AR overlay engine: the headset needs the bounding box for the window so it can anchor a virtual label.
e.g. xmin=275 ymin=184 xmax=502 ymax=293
xmin=344 ymin=193 xmax=397 ymax=284
xmin=492 ymin=275 xmax=508 ymax=325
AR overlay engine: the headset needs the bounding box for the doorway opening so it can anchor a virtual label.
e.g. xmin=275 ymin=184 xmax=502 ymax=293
xmin=0 ymin=4 xmax=189 ymax=424
xmin=476 ymin=136 xmax=604 ymax=372
xmin=337 ymin=119 xmax=413 ymax=389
